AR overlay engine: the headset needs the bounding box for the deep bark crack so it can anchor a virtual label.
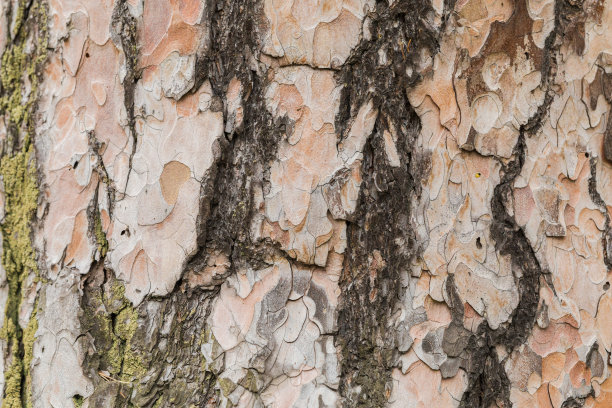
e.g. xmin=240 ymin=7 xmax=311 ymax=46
xmin=334 ymin=1 xmax=454 ymax=406
xmin=588 ymin=157 xmax=612 ymax=270
xmin=456 ymin=1 xmax=589 ymax=406
xmin=110 ymin=0 xmax=140 ymax=197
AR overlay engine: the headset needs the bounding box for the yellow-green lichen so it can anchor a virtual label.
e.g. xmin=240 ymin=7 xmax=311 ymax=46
xmin=115 ymin=307 xmax=146 ymax=380
xmin=240 ymin=370 xmax=260 ymax=393
xmin=0 ymin=42 xmax=28 ymax=126
xmin=0 ymin=1 xmax=48 ymax=406
xmin=72 ymin=395 xmax=83 ymax=408
xmin=104 ymin=280 xmax=127 ymax=311
xmin=199 ymin=326 xmax=211 ymax=346
xmin=152 ymin=395 xmax=164 ymax=408
xmin=2 ymin=325 xmax=23 ymax=408
xmin=0 ymin=0 xmax=48 ymax=136
xmin=93 ymin=210 xmax=108 ymax=258
xmin=0 ymin=146 xmax=40 ymax=408
xmin=218 ymin=378 xmax=237 ymax=397
xmin=0 ymin=146 xmax=39 ymax=301
xmin=81 ymin=276 xmax=147 ymax=388
xmin=22 ymin=308 xmax=38 ymax=408
xmin=107 ymin=335 xmax=124 ymax=376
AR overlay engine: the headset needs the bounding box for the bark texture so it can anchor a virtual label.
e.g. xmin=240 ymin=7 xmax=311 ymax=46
xmin=1 ymin=0 xmax=612 ymax=407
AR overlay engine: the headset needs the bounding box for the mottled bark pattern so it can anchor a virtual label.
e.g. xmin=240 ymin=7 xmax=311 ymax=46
xmin=1 ymin=0 xmax=612 ymax=407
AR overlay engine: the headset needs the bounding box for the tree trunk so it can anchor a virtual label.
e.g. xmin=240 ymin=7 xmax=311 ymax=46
xmin=0 ymin=0 xmax=612 ymax=407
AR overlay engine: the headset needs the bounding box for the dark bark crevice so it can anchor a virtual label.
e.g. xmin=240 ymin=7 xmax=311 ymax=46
xmin=454 ymin=1 xmax=591 ymax=406
xmin=333 ymin=1 xmax=454 ymax=406
xmin=79 ymin=263 xmax=223 ymax=407
xmin=589 ymin=65 xmax=612 ymax=269
xmin=73 ymin=0 xmax=608 ymax=406
xmin=588 ymin=157 xmax=612 ymax=270
xmin=187 ymin=0 xmax=286 ymax=274
xmin=80 ymin=1 xmax=290 ymax=406
xmin=109 ymin=0 xmax=140 ymax=197
xmin=454 ymin=132 xmax=542 ymax=408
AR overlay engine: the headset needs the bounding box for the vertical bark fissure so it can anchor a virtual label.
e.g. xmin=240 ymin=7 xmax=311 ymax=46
xmin=36 ymin=0 xmax=612 ymax=406
xmin=109 ymin=0 xmax=140 ymax=196
xmin=189 ymin=0 xmax=285 ymax=269
xmin=455 ymin=1 xmax=590 ymax=406
xmin=589 ymin=146 xmax=612 ymax=271
xmin=455 ymin=132 xmax=542 ymax=408
xmin=334 ymin=1 xmax=454 ymax=406
xmin=79 ymin=0 xmax=289 ymax=405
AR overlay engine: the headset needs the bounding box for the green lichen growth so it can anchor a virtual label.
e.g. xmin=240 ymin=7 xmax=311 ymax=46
xmin=103 ymin=280 xmax=128 ymax=314
xmin=72 ymin=395 xmax=83 ymax=408
xmin=0 ymin=1 xmax=49 ymax=402
xmin=80 ymin=276 xmax=146 ymax=385
xmin=115 ymin=307 xmax=146 ymax=380
xmin=152 ymin=396 xmax=164 ymax=408
xmin=0 ymin=146 xmax=40 ymax=408
xmin=218 ymin=378 xmax=237 ymax=397
xmin=22 ymin=308 xmax=38 ymax=408
xmin=93 ymin=210 xmax=108 ymax=258
xmin=111 ymin=280 xmax=126 ymax=300
xmin=2 ymin=321 xmax=23 ymax=408
xmin=240 ymin=370 xmax=260 ymax=393
xmin=98 ymin=282 xmax=146 ymax=380
xmin=199 ymin=326 xmax=211 ymax=346
xmin=0 ymin=1 xmax=48 ymax=406
xmin=0 ymin=43 xmax=28 ymax=126
xmin=107 ymin=334 xmax=124 ymax=376
xmin=0 ymin=147 xmax=39 ymax=310
xmin=0 ymin=0 xmax=48 ymax=136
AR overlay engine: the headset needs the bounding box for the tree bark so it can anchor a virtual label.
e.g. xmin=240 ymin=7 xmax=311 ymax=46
xmin=0 ymin=0 xmax=612 ymax=407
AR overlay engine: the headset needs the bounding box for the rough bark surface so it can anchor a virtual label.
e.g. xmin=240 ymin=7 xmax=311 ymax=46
xmin=1 ymin=0 xmax=612 ymax=407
